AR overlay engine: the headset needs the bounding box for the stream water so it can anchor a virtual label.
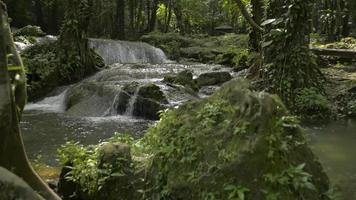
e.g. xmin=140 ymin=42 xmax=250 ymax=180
xmin=19 ymin=38 xmax=356 ymax=198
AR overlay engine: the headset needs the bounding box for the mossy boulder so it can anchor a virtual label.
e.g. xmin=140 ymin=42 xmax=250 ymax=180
xmin=14 ymin=25 xmax=46 ymax=37
xmin=95 ymin=143 xmax=135 ymax=200
xmin=143 ymin=79 xmax=330 ymax=199
xmin=163 ymin=70 xmax=199 ymax=91
xmin=133 ymin=83 xmax=168 ymax=120
xmin=0 ymin=167 xmax=44 ymax=200
xmin=196 ymin=71 xmax=232 ymax=87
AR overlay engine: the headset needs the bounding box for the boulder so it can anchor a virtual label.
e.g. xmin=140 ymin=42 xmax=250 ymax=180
xmin=163 ymin=70 xmax=199 ymax=91
xmin=133 ymin=83 xmax=168 ymax=120
xmin=196 ymin=71 xmax=232 ymax=86
xmin=144 ymin=79 xmax=330 ymax=199
xmin=94 ymin=143 xmax=135 ymax=200
xmin=117 ymin=82 xmax=140 ymax=114
xmin=0 ymin=167 xmax=44 ymax=200
xmin=14 ymin=25 xmax=46 ymax=37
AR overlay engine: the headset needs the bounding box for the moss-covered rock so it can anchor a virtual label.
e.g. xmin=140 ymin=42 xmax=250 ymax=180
xmin=196 ymin=71 xmax=232 ymax=87
xmin=163 ymin=70 xmax=199 ymax=91
xmin=94 ymin=143 xmax=135 ymax=200
xmin=13 ymin=25 xmax=46 ymax=37
xmin=143 ymin=79 xmax=330 ymax=199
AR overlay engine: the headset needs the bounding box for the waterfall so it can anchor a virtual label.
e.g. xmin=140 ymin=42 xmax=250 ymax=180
xmin=102 ymin=93 xmax=121 ymax=117
xmin=25 ymin=89 xmax=68 ymax=112
xmin=89 ymin=38 xmax=171 ymax=65
xmin=124 ymin=85 xmax=142 ymax=116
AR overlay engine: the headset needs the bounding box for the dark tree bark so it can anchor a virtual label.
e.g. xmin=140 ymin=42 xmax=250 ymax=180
xmin=116 ymin=0 xmax=126 ymax=39
xmin=172 ymin=0 xmax=185 ymax=34
xmin=0 ymin=2 xmax=61 ymax=199
xmin=34 ymin=0 xmax=44 ymax=28
xmin=249 ymin=0 xmax=264 ymax=51
xmin=234 ymin=0 xmax=263 ymax=32
xmin=148 ymin=0 xmax=159 ymax=32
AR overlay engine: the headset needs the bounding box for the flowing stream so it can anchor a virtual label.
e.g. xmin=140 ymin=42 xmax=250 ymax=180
xmin=20 ymin=38 xmax=356 ymax=198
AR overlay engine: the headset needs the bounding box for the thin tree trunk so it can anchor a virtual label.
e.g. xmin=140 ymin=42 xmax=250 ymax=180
xmin=234 ymin=0 xmax=264 ymax=32
xmin=148 ymin=0 xmax=159 ymax=32
xmin=116 ymin=0 xmax=125 ymax=39
xmin=0 ymin=2 xmax=61 ymax=200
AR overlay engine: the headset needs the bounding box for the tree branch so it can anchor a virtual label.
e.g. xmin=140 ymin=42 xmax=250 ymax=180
xmin=234 ymin=0 xmax=264 ymax=32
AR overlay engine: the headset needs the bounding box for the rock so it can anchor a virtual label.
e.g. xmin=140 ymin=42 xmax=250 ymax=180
xmin=14 ymin=25 xmax=46 ymax=37
xmin=180 ymin=47 xmax=218 ymax=63
xmin=0 ymin=167 xmax=44 ymax=200
xmin=133 ymin=83 xmax=168 ymax=120
xmin=95 ymin=143 xmax=135 ymax=200
xmin=117 ymin=82 xmax=140 ymax=114
xmin=163 ymin=70 xmax=199 ymax=91
xmin=196 ymin=71 xmax=232 ymax=86
xmin=144 ymin=79 xmax=330 ymax=199
xmin=57 ymin=163 xmax=82 ymax=200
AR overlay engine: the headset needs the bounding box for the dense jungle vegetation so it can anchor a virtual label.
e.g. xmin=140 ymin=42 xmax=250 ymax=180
xmin=0 ymin=0 xmax=356 ymax=199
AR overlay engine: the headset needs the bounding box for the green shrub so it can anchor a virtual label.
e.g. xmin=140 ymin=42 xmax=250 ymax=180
xmin=295 ymin=88 xmax=332 ymax=121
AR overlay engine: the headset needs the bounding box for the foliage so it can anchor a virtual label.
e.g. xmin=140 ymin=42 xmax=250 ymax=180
xmin=57 ymin=133 xmax=141 ymax=197
xmin=346 ymin=99 xmax=356 ymax=117
xmin=294 ymin=88 xmax=332 ymax=121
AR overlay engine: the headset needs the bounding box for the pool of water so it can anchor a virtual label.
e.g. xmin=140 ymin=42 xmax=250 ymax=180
xmin=21 ymin=110 xmax=151 ymax=166
xmin=307 ymin=119 xmax=356 ymax=199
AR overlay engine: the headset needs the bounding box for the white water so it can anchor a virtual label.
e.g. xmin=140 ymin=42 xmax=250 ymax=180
xmin=124 ymin=85 xmax=142 ymax=116
xmin=25 ymin=89 xmax=68 ymax=112
xmin=89 ymin=38 xmax=171 ymax=65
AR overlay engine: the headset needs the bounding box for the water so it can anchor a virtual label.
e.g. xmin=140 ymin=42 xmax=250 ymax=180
xmin=21 ymin=109 xmax=151 ymax=166
xmin=89 ymin=38 xmax=171 ymax=65
xmin=307 ymin=119 xmax=356 ymax=199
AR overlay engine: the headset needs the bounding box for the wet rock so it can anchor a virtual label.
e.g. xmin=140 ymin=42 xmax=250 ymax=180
xmin=133 ymin=83 xmax=168 ymax=120
xmin=14 ymin=25 xmax=46 ymax=37
xmin=196 ymin=71 xmax=232 ymax=87
xmin=144 ymin=79 xmax=330 ymax=199
xmin=0 ymin=167 xmax=44 ymax=200
xmin=117 ymin=82 xmax=140 ymax=114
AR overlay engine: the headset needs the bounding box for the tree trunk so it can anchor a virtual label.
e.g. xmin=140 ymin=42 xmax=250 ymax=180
xmin=148 ymin=0 xmax=159 ymax=32
xmin=116 ymin=0 xmax=125 ymax=39
xmin=172 ymin=0 xmax=185 ymax=34
xmin=0 ymin=2 xmax=61 ymax=200
xmin=249 ymin=0 xmax=264 ymax=51
xmin=234 ymin=0 xmax=263 ymax=32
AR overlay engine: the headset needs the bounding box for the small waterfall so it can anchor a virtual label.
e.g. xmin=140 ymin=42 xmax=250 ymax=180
xmin=89 ymin=38 xmax=170 ymax=65
xmin=124 ymin=85 xmax=142 ymax=116
xmin=25 ymin=89 xmax=68 ymax=112
xmin=102 ymin=93 xmax=121 ymax=117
